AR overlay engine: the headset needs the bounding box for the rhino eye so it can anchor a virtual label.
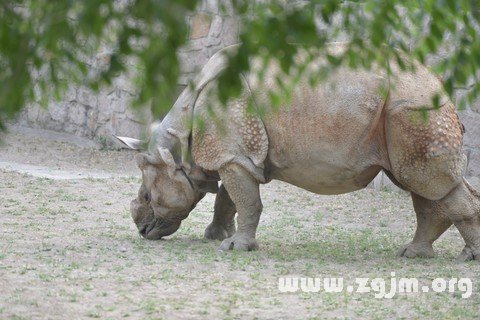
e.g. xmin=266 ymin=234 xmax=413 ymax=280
xmin=143 ymin=192 xmax=151 ymax=202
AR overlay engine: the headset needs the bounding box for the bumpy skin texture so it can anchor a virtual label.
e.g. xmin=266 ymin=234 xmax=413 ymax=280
xmin=127 ymin=44 xmax=480 ymax=261
xmin=386 ymin=102 xmax=466 ymax=201
xmin=216 ymin=164 xmax=262 ymax=251
xmin=192 ymin=78 xmax=269 ymax=183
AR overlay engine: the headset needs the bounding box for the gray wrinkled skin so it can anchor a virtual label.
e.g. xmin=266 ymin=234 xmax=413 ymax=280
xmin=121 ymin=43 xmax=480 ymax=261
xmin=129 ymin=153 xmax=207 ymax=240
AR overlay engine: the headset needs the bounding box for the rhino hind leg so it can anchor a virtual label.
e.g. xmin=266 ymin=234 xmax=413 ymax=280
xmin=397 ymin=193 xmax=453 ymax=258
xmin=399 ymin=183 xmax=480 ymax=261
xmin=386 ymin=102 xmax=480 ymax=260
xmin=440 ymin=181 xmax=480 ymax=261
xmin=204 ymin=184 xmax=237 ymax=241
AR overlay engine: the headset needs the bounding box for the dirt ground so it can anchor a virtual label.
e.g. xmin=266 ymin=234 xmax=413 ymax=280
xmin=0 ymin=126 xmax=479 ymax=319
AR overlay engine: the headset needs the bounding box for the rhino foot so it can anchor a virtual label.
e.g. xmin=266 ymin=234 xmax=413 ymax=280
xmin=396 ymin=242 xmax=435 ymax=259
xmin=218 ymin=233 xmax=258 ymax=251
xmin=456 ymin=246 xmax=480 ymax=262
xmin=204 ymin=222 xmax=235 ymax=241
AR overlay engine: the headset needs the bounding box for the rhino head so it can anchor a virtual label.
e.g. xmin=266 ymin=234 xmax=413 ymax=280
xmin=115 ymin=135 xmax=217 ymax=240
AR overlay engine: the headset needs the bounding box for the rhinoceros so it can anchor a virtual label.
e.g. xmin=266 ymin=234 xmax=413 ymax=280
xmin=117 ymin=43 xmax=480 ymax=261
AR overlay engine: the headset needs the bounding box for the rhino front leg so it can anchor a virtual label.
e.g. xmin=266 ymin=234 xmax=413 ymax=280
xmin=397 ymin=193 xmax=452 ymax=258
xmin=204 ymin=184 xmax=237 ymax=241
xmin=217 ymin=163 xmax=262 ymax=251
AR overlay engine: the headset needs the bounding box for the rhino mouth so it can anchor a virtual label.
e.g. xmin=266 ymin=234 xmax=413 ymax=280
xmin=139 ymin=222 xmax=156 ymax=237
xmin=139 ymin=217 xmax=181 ymax=240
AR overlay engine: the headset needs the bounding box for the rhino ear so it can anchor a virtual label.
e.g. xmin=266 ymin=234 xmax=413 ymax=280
xmin=113 ymin=135 xmax=146 ymax=150
xmin=135 ymin=153 xmax=161 ymax=169
xmin=135 ymin=153 xmax=148 ymax=169
xmin=158 ymin=147 xmax=180 ymax=178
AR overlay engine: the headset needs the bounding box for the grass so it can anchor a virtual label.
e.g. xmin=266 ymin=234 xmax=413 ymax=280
xmin=0 ymin=170 xmax=478 ymax=319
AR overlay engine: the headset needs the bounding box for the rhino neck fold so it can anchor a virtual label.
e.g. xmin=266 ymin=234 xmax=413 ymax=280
xmin=157 ymin=89 xmax=194 ymax=145
xmin=151 ymin=85 xmax=202 ymax=170
xmin=150 ymin=45 xmax=238 ymax=168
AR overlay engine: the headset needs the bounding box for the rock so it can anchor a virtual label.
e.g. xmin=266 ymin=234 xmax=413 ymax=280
xmin=77 ymin=87 xmax=98 ymax=107
xmin=111 ymin=91 xmax=131 ymax=114
xmin=114 ymin=118 xmax=143 ymax=139
xmin=209 ymin=15 xmax=223 ymax=38
xmin=466 ymin=176 xmax=480 ymax=190
xmin=69 ymin=102 xmax=87 ymax=126
xmin=14 ymin=1 xmax=239 ymax=144
xmin=458 ymin=110 xmax=480 ymax=178
xmin=178 ymin=49 xmax=209 ymax=75
xmin=113 ymin=75 xmax=137 ymax=95
xmin=220 ymin=16 xmax=240 ymax=45
xmin=49 ymin=101 xmax=68 ymax=123
xmin=190 ymin=13 xmax=212 ymax=40
xmin=466 ymin=149 xmax=480 ymax=178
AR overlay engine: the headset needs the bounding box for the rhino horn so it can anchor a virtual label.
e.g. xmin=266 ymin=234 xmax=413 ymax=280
xmin=113 ymin=135 xmax=146 ymax=150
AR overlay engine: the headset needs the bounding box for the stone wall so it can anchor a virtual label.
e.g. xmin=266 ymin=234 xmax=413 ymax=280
xmin=15 ymin=0 xmax=239 ymax=145
xmin=458 ymin=101 xmax=480 ymax=183
xmin=178 ymin=1 xmax=240 ymax=85
xmin=14 ymin=1 xmax=480 ymax=180
xmin=15 ymin=79 xmax=146 ymax=142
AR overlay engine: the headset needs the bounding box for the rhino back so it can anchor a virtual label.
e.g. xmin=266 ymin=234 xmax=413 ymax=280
xmin=190 ymin=43 xmax=452 ymax=195
xmin=247 ymin=62 xmax=390 ymax=193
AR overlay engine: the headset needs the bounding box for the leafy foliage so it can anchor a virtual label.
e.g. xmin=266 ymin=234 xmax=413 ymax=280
xmin=0 ymin=0 xmax=479 ymax=129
